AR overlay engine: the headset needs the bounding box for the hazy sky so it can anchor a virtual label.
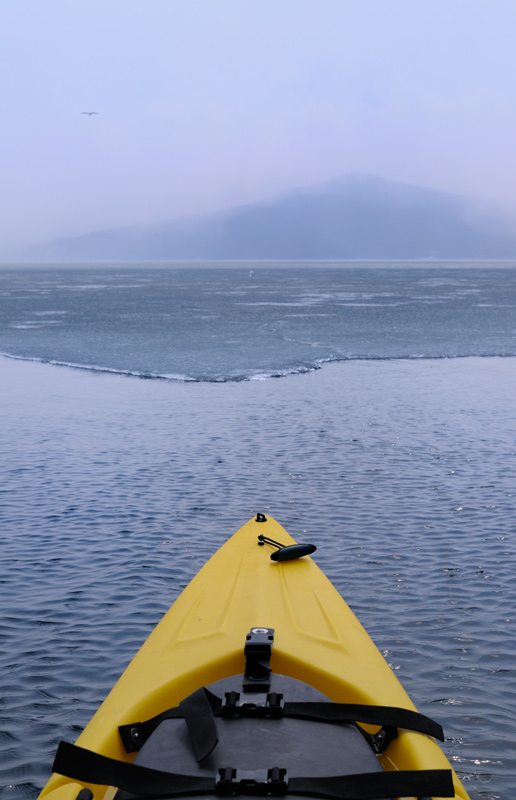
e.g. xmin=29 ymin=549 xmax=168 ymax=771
xmin=2 ymin=0 xmax=516 ymax=255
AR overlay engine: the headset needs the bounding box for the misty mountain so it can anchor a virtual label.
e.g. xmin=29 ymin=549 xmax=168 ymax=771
xmin=24 ymin=175 xmax=516 ymax=261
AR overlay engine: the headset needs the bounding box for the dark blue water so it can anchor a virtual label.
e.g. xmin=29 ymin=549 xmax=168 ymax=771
xmin=1 ymin=264 xmax=515 ymax=800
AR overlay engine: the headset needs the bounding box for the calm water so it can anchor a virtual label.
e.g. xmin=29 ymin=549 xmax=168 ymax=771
xmin=1 ymin=264 xmax=515 ymax=800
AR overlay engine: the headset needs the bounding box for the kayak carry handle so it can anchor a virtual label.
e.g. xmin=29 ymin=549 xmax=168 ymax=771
xmin=257 ymin=534 xmax=317 ymax=561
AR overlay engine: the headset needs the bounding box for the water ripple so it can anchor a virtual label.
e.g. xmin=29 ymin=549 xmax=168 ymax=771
xmin=1 ymin=355 xmax=515 ymax=799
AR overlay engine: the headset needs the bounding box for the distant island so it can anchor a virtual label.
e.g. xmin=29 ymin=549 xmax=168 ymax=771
xmin=23 ymin=174 xmax=516 ymax=261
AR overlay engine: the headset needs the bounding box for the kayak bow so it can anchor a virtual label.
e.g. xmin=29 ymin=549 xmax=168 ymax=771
xmin=39 ymin=515 xmax=470 ymax=800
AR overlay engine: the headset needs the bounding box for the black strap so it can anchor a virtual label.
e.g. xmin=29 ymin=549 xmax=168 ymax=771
xmin=119 ymin=707 xmax=183 ymax=752
xmin=288 ymin=771 xmax=454 ymax=799
xmin=53 ymin=741 xmax=455 ymax=799
xmin=53 ymin=742 xmax=214 ymax=797
xmin=179 ymin=688 xmax=219 ymax=762
xmin=119 ymin=691 xmax=443 ymax=755
xmin=283 ymin=701 xmax=443 ymax=741
xmin=119 ymin=688 xmax=222 ymax=754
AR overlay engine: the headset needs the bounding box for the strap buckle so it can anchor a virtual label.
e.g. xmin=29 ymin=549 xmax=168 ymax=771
xmin=222 ymin=692 xmax=284 ymax=718
xmin=216 ymin=767 xmax=288 ymax=796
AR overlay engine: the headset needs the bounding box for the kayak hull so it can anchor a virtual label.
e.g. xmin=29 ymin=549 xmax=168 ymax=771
xmin=39 ymin=515 xmax=470 ymax=800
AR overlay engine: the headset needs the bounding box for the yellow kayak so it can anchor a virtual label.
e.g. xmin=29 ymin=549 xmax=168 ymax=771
xmin=40 ymin=515 xmax=470 ymax=800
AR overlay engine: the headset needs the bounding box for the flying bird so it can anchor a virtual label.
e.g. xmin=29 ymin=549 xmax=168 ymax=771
xmin=81 ymin=111 xmax=98 ymax=115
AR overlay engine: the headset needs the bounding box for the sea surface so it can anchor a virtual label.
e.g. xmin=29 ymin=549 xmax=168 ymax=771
xmin=1 ymin=263 xmax=515 ymax=800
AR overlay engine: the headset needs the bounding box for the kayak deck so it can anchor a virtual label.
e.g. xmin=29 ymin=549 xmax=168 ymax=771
xmin=39 ymin=515 xmax=470 ymax=800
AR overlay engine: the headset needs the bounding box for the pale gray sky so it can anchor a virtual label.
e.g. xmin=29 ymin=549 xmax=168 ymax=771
xmin=2 ymin=0 xmax=516 ymax=256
